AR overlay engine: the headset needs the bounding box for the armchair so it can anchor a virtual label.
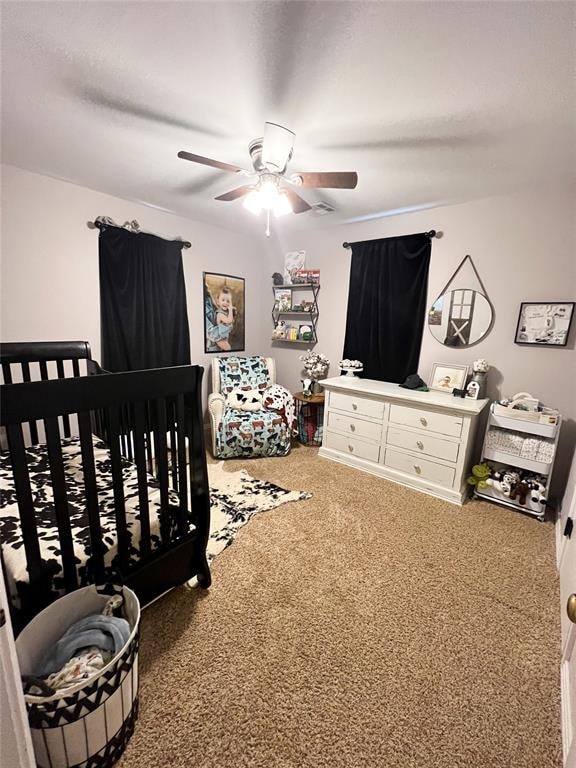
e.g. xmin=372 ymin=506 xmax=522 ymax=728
xmin=208 ymin=356 xmax=293 ymax=458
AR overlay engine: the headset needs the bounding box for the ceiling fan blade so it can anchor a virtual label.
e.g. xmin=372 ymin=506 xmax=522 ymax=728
xmin=261 ymin=122 xmax=295 ymax=173
xmin=292 ymin=171 xmax=358 ymax=189
xmin=214 ymin=185 xmax=254 ymax=202
xmin=284 ymin=188 xmax=312 ymax=214
xmin=178 ymin=151 xmax=244 ymax=174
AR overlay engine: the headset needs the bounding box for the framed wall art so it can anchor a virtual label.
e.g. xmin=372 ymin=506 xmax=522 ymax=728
xmin=514 ymin=302 xmax=575 ymax=347
xmin=429 ymin=362 xmax=469 ymax=393
xmin=203 ymin=272 xmax=245 ymax=353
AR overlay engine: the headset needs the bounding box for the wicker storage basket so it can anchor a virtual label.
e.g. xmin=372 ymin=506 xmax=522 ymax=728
xmin=16 ymin=585 xmax=140 ymax=768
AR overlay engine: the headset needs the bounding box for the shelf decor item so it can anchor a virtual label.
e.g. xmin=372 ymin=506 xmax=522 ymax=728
xmin=428 ymin=362 xmax=469 ymax=393
xmin=338 ymin=359 xmax=364 ymax=376
xmin=469 ymin=358 xmax=489 ymax=399
xmin=274 ymin=288 xmax=292 ymax=312
xmin=293 ymin=268 xmax=320 ymax=285
xmin=284 ymin=250 xmax=306 ymax=284
xmin=514 ymin=302 xmax=575 ymax=346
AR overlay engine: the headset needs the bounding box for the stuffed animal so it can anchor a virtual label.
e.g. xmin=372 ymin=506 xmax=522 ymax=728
xmin=527 ymin=478 xmax=547 ymax=506
xmin=226 ymin=388 xmax=263 ymax=412
xmin=502 ymin=471 xmax=520 ymax=487
xmin=272 ymin=320 xmax=287 ymax=339
xmin=272 ymin=272 xmax=284 ymax=285
xmin=466 ymin=463 xmax=492 ymax=489
xmin=510 ymin=481 xmax=530 ymax=505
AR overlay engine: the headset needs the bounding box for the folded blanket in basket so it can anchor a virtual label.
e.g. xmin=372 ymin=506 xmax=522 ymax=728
xmin=37 ymin=614 xmax=130 ymax=676
xmin=45 ymin=647 xmax=113 ymax=691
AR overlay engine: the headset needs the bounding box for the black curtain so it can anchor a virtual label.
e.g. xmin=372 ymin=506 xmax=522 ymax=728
xmin=99 ymin=226 xmax=191 ymax=371
xmin=343 ymin=234 xmax=431 ymax=383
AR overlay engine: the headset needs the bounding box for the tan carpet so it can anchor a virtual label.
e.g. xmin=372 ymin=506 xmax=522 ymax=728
xmin=118 ymin=445 xmax=561 ymax=768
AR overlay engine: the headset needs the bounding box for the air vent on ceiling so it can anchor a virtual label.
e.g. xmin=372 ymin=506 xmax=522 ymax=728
xmin=309 ymin=201 xmax=335 ymax=215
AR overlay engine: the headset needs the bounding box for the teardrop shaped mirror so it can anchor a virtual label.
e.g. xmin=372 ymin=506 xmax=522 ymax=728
xmin=428 ymin=288 xmax=493 ymax=347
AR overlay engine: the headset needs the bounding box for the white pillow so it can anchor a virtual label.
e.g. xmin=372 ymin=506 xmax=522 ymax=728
xmin=226 ymin=388 xmax=263 ymax=412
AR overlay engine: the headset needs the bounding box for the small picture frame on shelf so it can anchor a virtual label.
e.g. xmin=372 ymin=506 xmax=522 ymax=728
xmin=429 ymin=362 xmax=469 ymax=393
xmin=292 ymin=268 xmax=320 ymax=285
xmin=514 ymin=302 xmax=575 ymax=346
xmin=274 ymin=288 xmax=292 ymax=313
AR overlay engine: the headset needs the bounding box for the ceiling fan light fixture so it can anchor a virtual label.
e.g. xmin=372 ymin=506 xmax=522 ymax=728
xmin=272 ymin=191 xmax=293 ymax=218
xmin=242 ymin=189 xmax=262 ymax=215
xmin=261 ymin=122 xmax=295 ymax=174
xmin=257 ymin=177 xmax=281 ymax=209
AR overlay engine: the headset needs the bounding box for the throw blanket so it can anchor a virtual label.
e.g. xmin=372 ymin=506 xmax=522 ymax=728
xmin=217 ymin=383 xmax=295 ymax=459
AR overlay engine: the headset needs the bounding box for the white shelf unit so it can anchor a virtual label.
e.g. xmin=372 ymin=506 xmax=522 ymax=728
xmin=474 ymin=404 xmax=561 ymax=520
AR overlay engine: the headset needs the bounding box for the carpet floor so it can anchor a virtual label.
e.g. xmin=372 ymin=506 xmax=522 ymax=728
xmin=118 ymin=445 xmax=561 ymax=768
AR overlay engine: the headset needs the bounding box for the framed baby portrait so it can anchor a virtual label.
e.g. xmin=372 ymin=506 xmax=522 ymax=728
xmin=203 ymin=272 xmax=245 ymax=353
xmin=514 ymin=302 xmax=575 ymax=346
xmin=429 ymin=362 xmax=469 ymax=393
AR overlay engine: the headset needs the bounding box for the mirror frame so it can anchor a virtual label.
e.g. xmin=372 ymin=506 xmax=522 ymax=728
xmin=428 ymin=288 xmax=495 ymax=348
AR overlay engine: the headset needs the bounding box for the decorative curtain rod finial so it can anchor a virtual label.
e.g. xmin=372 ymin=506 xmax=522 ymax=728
xmin=88 ymin=217 xmax=191 ymax=248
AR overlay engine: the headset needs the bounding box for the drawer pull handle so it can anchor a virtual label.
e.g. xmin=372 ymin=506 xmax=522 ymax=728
xmin=414 ymin=464 xmax=422 ymax=475
xmin=352 ymin=403 xmax=358 ymax=410
xmin=417 ymin=441 xmax=424 ymax=450
xmin=348 ymin=445 xmax=354 ymax=453
xmin=350 ymin=423 xmax=356 ymax=432
xmin=420 ymin=417 xmax=428 ymax=427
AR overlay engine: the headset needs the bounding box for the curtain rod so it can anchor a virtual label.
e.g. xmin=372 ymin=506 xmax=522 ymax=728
xmin=88 ymin=217 xmax=191 ymax=248
xmin=342 ymin=230 xmax=440 ymax=249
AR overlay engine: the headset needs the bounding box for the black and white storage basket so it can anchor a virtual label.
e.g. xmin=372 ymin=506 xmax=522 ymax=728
xmin=16 ymin=585 xmax=140 ymax=768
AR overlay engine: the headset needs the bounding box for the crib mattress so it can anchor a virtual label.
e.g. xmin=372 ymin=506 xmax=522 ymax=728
xmin=0 ymin=435 xmax=187 ymax=605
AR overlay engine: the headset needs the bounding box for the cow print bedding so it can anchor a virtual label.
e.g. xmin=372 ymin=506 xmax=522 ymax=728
xmin=0 ymin=435 xmax=187 ymax=606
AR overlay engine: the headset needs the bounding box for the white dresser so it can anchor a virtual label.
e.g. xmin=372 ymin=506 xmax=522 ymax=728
xmin=318 ymin=377 xmax=489 ymax=505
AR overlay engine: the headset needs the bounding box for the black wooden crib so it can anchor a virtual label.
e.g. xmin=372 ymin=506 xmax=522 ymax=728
xmin=0 ymin=341 xmax=211 ymax=629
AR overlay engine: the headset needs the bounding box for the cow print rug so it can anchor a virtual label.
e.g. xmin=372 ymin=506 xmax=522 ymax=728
xmin=205 ymin=461 xmax=312 ymax=564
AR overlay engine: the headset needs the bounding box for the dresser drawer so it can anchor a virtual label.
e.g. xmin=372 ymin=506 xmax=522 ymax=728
xmin=324 ymin=431 xmax=381 ymax=462
xmin=386 ymin=426 xmax=459 ymax=463
xmin=327 ymin=411 xmax=382 ymax=442
xmin=329 ymin=391 xmax=385 ymax=420
xmin=384 ymin=448 xmax=455 ymax=488
xmin=389 ymin=403 xmax=463 ymax=437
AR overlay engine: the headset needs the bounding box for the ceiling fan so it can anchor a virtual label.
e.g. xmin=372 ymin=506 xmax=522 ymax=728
xmin=178 ymin=122 xmax=358 ymax=234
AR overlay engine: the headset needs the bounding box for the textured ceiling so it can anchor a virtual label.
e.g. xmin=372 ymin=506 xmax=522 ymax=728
xmin=1 ymin=1 xmax=574 ymax=235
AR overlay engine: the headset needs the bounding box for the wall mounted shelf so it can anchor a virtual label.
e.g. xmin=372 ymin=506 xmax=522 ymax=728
xmin=272 ymin=282 xmax=320 ymax=345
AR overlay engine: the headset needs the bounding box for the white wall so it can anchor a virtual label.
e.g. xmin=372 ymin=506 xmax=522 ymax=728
xmin=0 ymin=164 xmax=268 ymax=401
xmin=267 ymin=190 xmax=576 ymax=498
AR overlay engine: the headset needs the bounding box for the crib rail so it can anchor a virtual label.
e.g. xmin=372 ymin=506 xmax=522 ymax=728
xmin=0 ymin=341 xmax=93 ymax=443
xmin=0 ymin=364 xmax=211 ymax=625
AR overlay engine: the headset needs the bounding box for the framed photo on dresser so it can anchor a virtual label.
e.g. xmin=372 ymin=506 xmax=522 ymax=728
xmin=429 ymin=362 xmax=469 ymax=393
